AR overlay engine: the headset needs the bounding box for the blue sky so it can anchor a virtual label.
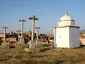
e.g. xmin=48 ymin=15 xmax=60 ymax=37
xmin=0 ymin=0 xmax=85 ymax=34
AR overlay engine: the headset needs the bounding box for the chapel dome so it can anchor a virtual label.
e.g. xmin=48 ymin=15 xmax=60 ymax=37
xmin=60 ymin=12 xmax=73 ymax=21
xmin=58 ymin=12 xmax=75 ymax=26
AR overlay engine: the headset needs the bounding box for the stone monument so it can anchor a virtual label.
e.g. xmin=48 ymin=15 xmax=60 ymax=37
xmin=19 ymin=19 xmax=26 ymax=45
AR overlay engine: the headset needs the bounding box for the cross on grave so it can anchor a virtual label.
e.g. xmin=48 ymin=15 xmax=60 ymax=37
xmin=19 ymin=19 xmax=26 ymax=37
xmin=35 ymin=27 xmax=40 ymax=45
xmin=19 ymin=19 xmax=26 ymax=44
xmin=16 ymin=29 xmax=21 ymax=39
xmin=29 ymin=15 xmax=38 ymax=41
xmin=2 ymin=26 xmax=8 ymax=41
xmin=1 ymin=26 xmax=8 ymax=46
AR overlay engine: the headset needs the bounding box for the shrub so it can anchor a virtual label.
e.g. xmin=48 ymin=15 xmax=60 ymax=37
xmin=0 ymin=37 xmax=3 ymax=45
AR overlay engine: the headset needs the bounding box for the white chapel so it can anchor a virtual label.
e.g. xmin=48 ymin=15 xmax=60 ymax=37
xmin=54 ymin=12 xmax=80 ymax=48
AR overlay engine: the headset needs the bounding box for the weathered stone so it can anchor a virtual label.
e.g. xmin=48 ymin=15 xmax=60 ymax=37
xmin=1 ymin=41 xmax=9 ymax=46
xmin=19 ymin=37 xmax=24 ymax=45
xmin=36 ymin=40 xmax=41 ymax=45
xmin=28 ymin=41 xmax=36 ymax=48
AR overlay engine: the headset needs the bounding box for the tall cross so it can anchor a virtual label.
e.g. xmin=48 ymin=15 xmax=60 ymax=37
xmin=35 ymin=27 xmax=40 ymax=40
xmin=2 ymin=26 xmax=8 ymax=41
xmin=19 ymin=19 xmax=26 ymax=37
xmin=29 ymin=15 xmax=38 ymax=41
xmin=16 ymin=29 xmax=21 ymax=38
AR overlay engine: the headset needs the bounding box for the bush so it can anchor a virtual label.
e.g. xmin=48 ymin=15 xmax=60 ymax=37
xmin=0 ymin=37 xmax=3 ymax=45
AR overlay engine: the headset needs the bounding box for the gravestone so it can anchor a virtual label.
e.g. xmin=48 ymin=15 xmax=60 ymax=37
xmin=24 ymin=41 xmax=36 ymax=52
xmin=28 ymin=41 xmax=36 ymax=48
xmin=25 ymin=40 xmax=43 ymax=52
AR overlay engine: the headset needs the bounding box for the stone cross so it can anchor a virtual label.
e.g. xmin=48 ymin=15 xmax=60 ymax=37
xmin=29 ymin=15 xmax=38 ymax=41
xmin=2 ymin=26 xmax=8 ymax=41
xmin=19 ymin=19 xmax=26 ymax=37
xmin=35 ymin=27 xmax=40 ymax=40
xmin=16 ymin=29 xmax=21 ymax=38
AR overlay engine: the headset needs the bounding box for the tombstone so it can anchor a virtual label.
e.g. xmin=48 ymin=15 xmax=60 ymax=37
xmin=24 ymin=41 xmax=36 ymax=52
xmin=28 ymin=41 xmax=36 ymax=48
xmin=24 ymin=40 xmax=43 ymax=52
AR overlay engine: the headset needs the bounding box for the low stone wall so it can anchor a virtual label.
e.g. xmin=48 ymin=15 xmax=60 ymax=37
xmin=80 ymin=38 xmax=85 ymax=45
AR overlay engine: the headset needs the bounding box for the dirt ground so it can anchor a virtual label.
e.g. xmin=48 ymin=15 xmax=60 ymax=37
xmin=0 ymin=44 xmax=85 ymax=64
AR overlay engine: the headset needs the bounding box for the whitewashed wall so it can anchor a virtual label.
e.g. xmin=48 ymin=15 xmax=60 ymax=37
xmin=69 ymin=28 xmax=80 ymax=48
xmin=54 ymin=27 xmax=80 ymax=48
xmin=56 ymin=27 xmax=69 ymax=48
xmin=54 ymin=28 xmax=57 ymax=48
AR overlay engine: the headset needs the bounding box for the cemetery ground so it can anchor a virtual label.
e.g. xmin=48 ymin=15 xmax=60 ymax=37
xmin=0 ymin=44 xmax=85 ymax=64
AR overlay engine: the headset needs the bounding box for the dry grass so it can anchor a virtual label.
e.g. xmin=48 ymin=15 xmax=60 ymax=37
xmin=0 ymin=45 xmax=85 ymax=64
